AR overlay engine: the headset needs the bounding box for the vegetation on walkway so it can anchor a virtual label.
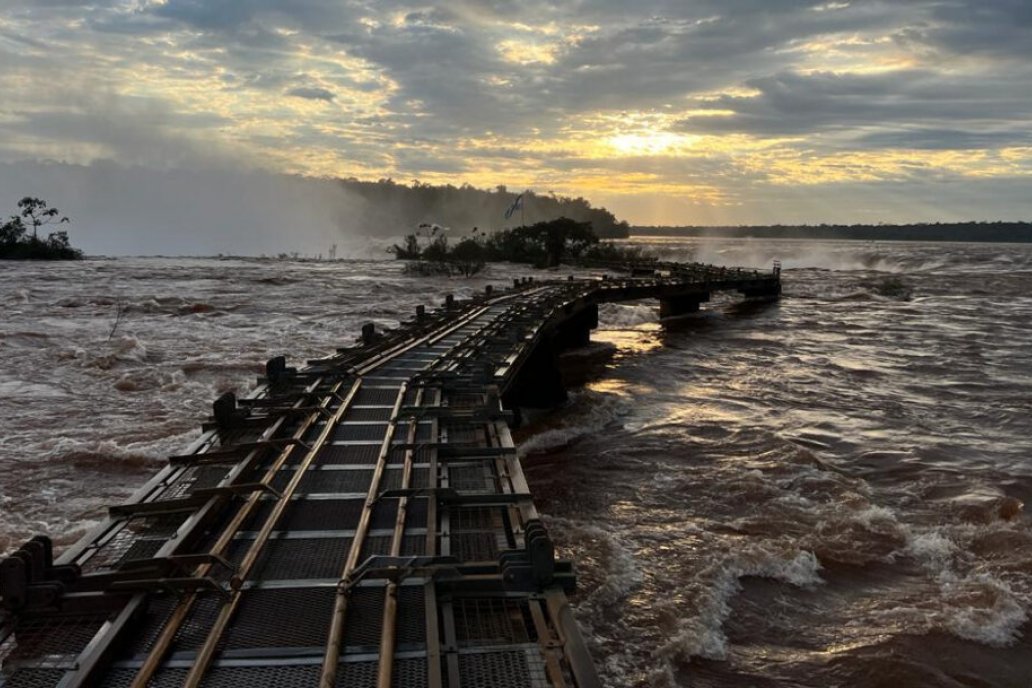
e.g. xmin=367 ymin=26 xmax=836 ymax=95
xmin=391 ymin=217 xmax=645 ymax=275
xmin=1 ymin=197 xmax=82 ymax=260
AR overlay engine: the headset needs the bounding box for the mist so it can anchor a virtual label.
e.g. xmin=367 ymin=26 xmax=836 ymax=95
xmin=0 ymin=161 xmax=381 ymax=257
xmin=0 ymin=159 xmax=637 ymax=257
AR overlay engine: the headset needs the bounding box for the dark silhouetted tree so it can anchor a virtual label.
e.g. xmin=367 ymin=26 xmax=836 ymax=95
xmin=18 ymin=197 xmax=69 ymax=240
xmin=1 ymin=197 xmax=82 ymax=260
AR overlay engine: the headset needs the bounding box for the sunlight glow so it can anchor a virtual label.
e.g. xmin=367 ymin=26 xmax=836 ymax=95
xmin=496 ymin=39 xmax=559 ymax=65
xmin=607 ymin=131 xmax=699 ymax=156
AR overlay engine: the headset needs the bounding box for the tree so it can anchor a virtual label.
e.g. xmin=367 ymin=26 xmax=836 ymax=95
xmin=483 ymin=217 xmax=598 ymax=267
xmin=449 ymin=237 xmax=486 ymax=276
xmin=1 ymin=197 xmax=81 ymax=260
xmin=0 ymin=216 xmax=26 ymax=245
xmin=18 ymin=197 xmax=68 ymax=240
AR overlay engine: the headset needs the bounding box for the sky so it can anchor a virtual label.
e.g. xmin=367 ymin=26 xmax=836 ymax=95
xmin=1 ymin=0 xmax=1031 ymax=232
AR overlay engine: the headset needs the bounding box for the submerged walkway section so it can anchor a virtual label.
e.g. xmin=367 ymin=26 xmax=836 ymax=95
xmin=0 ymin=262 xmax=780 ymax=688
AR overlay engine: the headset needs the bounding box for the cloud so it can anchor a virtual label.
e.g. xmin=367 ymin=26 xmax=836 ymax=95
xmin=917 ymin=0 xmax=1032 ymax=59
xmin=1 ymin=0 xmax=1031 ymax=228
xmin=286 ymin=86 xmax=335 ymax=101
xmin=676 ymin=69 xmax=1032 ymax=145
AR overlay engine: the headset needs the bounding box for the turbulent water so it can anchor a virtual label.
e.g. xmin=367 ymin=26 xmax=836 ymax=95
xmin=2 ymin=240 xmax=1031 ymax=687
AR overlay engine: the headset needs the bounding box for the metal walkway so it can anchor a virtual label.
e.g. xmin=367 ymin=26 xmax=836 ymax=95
xmin=0 ymin=262 xmax=781 ymax=688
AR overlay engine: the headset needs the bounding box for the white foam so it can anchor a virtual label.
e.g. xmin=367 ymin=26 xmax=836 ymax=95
xmin=597 ymin=302 xmax=657 ymax=328
xmin=851 ymin=504 xmax=899 ymax=528
xmin=904 ymin=530 xmax=957 ymax=569
xmin=657 ymin=548 xmax=823 ymax=663
xmin=518 ymin=427 xmax=588 ymax=455
xmin=0 ymin=380 xmax=67 ymax=399
xmin=517 ymin=391 xmax=626 ymax=457
xmin=895 ymin=522 xmax=1031 ymax=648
xmin=942 ymin=573 xmax=1028 ymax=647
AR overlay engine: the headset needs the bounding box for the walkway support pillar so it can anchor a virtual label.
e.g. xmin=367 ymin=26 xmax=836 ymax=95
xmin=659 ymin=292 xmax=709 ymax=318
xmin=739 ymin=283 xmax=782 ymax=299
xmin=554 ymin=303 xmax=598 ymax=351
xmin=503 ymin=335 xmax=567 ymax=411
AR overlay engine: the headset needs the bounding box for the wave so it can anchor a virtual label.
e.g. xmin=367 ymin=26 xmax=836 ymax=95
xmin=656 ymin=547 xmax=823 ymax=665
xmin=60 ymin=335 xmax=153 ymax=370
xmin=598 ymin=303 xmax=658 ymax=328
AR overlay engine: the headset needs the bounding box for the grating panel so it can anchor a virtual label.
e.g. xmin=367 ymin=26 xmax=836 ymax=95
xmin=0 ymin=668 xmax=67 ymax=688
xmin=355 ymin=534 xmax=423 ymax=560
xmin=396 ymin=586 xmax=426 ymax=645
xmin=380 ymin=468 xmax=428 ymax=491
xmin=370 ymin=500 xmax=400 ymax=530
xmin=161 ymin=465 xmax=230 ymax=500
xmin=405 ymin=499 xmax=428 ymax=529
xmin=317 ymin=445 xmax=381 ymax=465
xmin=252 ymin=537 xmax=353 ymax=580
xmin=401 ymin=534 xmax=425 ymax=557
xmin=444 ymin=425 xmax=487 ymax=445
xmin=457 ymin=649 xmax=550 ymax=688
xmin=248 ymin=499 xmax=365 ymax=532
xmin=82 ymin=513 xmax=186 ymax=572
xmin=100 ymin=665 xmax=320 ymax=688
xmin=297 ymin=469 xmax=373 ymax=494
xmin=451 ymin=507 xmax=504 ymax=531
xmin=376 ymin=365 xmax=423 ymax=376
xmin=359 ymin=535 xmax=393 ymax=559
xmin=244 ymin=498 xmax=402 ymax=533
xmin=445 ymin=394 xmax=486 ymax=409
xmin=342 ymin=587 xmax=384 ymax=648
xmin=390 ymin=447 xmax=431 ymax=462
xmin=448 ymin=466 xmax=494 ymax=493
xmin=388 ymin=447 xmax=433 ymax=464
xmin=354 ymin=388 xmax=402 ymax=406
xmin=170 ymin=594 xmax=222 ymax=653
xmin=334 ymin=656 xmax=427 ymax=684
xmin=96 ymin=667 xmax=188 ymax=688
xmin=335 ymin=661 xmax=376 ymax=688
xmin=348 ymin=407 xmax=393 ymax=422
xmin=205 ymin=665 xmax=323 ymax=688
xmin=454 ymin=599 xmax=532 ymax=646
xmin=2 ymin=614 xmax=107 ymax=663
xmin=392 ymin=657 xmax=428 ymax=688
xmin=117 ymin=594 xmax=178 ymax=657
xmin=393 ymin=423 xmax=433 ymax=443
xmin=334 ymin=424 xmax=389 ymax=442
xmin=223 ymin=587 xmax=334 ymax=649
xmin=452 ymin=532 xmax=500 ymax=561
xmin=421 ymin=389 xmax=441 ymax=405
xmin=117 ymin=537 xmax=166 ymax=563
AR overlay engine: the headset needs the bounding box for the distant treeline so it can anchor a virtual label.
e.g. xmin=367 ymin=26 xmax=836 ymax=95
xmin=633 ymin=222 xmax=1032 ymax=243
xmin=333 ymin=178 xmax=630 ymax=238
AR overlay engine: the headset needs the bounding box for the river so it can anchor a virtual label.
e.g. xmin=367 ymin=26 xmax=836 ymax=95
xmin=1 ymin=238 xmax=1030 ymax=686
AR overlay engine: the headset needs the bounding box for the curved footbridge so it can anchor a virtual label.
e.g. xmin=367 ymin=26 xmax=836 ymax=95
xmin=0 ymin=262 xmax=780 ymax=688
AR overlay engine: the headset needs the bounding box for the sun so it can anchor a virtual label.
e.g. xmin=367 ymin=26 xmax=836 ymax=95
xmin=607 ymin=131 xmax=698 ymax=156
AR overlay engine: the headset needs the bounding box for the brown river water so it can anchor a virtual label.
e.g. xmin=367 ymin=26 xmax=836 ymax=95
xmin=1 ymin=238 xmax=1031 ymax=687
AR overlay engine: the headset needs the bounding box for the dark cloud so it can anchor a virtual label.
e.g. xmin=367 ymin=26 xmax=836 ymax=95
xmin=856 ymin=129 xmax=1032 ymax=151
xmin=676 ymin=69 xmax=1032 ymax=150
xmin=286 ymin=86 xmax=335 ymax=101
xmin=919 ymin=0 xmax=1032 ymax=58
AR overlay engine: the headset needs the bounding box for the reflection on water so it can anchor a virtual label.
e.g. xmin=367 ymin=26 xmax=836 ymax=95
xmin=2 ymin=239 xmax=1031 ymax=687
